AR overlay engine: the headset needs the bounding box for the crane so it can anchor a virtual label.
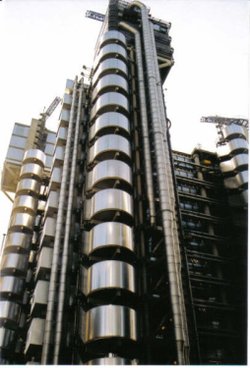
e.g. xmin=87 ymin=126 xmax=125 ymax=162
xmin=40 ymin=96 xmax=61 ymax=122
xmin=201 ymin=115 xmax=248 ymax=129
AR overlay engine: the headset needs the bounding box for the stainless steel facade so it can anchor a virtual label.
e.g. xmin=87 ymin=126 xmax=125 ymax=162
xmin=0 ymin=0 xmax=247 ymax=365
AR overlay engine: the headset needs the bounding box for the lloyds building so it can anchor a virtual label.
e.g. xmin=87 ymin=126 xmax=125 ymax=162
xmin=0 ymin=0 xmax=248 ymax=365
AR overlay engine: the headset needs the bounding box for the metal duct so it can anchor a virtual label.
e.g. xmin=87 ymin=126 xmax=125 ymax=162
xmin=41 ymin=77 xmax=78 ymax=364
xmin=129 ymin=1 xmax=189 ymax=364
xmin=119 ymin=21 xmax=156 ymax=225
xmin=53 ymin=80 xmax=85 ymax=364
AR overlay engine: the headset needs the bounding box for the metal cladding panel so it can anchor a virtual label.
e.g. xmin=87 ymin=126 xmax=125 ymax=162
xmin=217 ymin=138 xmax=248 ymax=158
xmin=4 ymin=232 xmax=31 ymax=253
xmin=94 ymin=44 xmax=127 ymax=71
xmin=0 ymin=301 xmax=21 ymax=327
xmin=92 ymin=74 xmax=129 ymax=103
xmin=82 ymin=260 xmax=135 ymax=295
xmin=36 ymin=247 xmax=53 ymax=271
xmin=223 ymin=170 xmax=248 ymax=189
xmin=45 ymin=191 xmax=59 ymax=217
xmin=53 ymin=146 xmax=65 ymax=166
xmin=20 ymin=163 xmax=43 ymax=180
xmin=87 ymin=160 xmax=132 ymax=191
xmin=25 ymin=318 xmax=45 ymax=352
xmin=0 ymin=253 xmax=28 ymax=275
xmin=56 ymin=126 xmax=68 ymax=145
xmin=0 ymin=276 xmax=24 ymax=297
xmin=87 ymin=189 xmax=133 ymax=219
xmin=13 ymin=195 xmax=37 ymax=214
xmin=16 ymin=178 xmax=40 ymax=196
xmin=81 ymin=305 xmax=137 ymax=342
xmin=9 ymin=212 xmax=34 ymax=232
xmin=89 ymin=112 xmax=130 ymax=141
xmin=23 ymin=149 xmax=46 ymax=167
xmin=60 ymin=109 xmax=70 ymax=125
xmin=220 ymin=153 xmax=248 ymax=173
xmin=99 ymin=30 xmax=127 ymax=48
xmin=90 ymin=92 xmax=129 ymax=121
xmin=84 ymin=222 xmax=134 ymax=255
xmin=88 ymin=135 xmax=131 ymax=164
xmin=62 ymin=93 xmax=72 ymax=110
xmin=65 ymin=79 xmax=74 ymax=94
xmin=50 ymin=167 xmax=62 ymax=188
xmin=87 ymin=357 xmax=131 ymax=365
xmin=222 ymin=124 xmax=248 ymax=141
xmin=0 ymin=327 xmax=15 ymax=349
xmin=92 ymin=58 xmax=128 ymax=86
xmin=31 ymin=280 xmax=49 ymax=306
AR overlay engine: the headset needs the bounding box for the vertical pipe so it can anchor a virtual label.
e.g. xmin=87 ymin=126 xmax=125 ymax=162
xmin=41 ymin=77 xmax=78 ymax=364
xmin=53 ymin=80 xmax=84 ymax=364
xmin=129 ymin=1 xmax=189 ymax=364
xmin=119 ymin=21 xmax=156 ymax=226
xmin=148 ymin=21 xmax=190 ymax=361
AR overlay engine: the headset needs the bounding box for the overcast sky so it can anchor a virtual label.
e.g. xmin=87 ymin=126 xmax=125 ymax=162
xmin=0 ymin=0 xmax=249 ymax=239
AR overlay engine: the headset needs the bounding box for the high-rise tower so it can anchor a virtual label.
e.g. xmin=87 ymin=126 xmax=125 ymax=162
xmin=0 ymin=0 xmax=247 ymax=365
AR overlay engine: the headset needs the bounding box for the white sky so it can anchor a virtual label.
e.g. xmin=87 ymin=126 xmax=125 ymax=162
xmin=0 ymin=0 xmax=249 ymax=239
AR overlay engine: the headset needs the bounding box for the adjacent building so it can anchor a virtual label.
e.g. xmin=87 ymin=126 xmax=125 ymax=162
xmin=0 ymin=0 xmax=248 ymax=365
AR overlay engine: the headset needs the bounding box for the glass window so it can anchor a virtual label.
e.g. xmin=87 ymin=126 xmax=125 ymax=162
xmin=6 ymin=147 xmax=24 ymax=162
xmin=46 ymin=132 xmax=56 ymax=144
xmin=13 ymin=124 xmax=29 ymax=137
xmin=10 ymin=135 xmax=27 ymax=149
xmin=44 ymin=143 xmax=54 ymax=155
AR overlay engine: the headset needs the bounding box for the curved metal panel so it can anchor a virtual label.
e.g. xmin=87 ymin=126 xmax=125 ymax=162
xmin=92 ymin=58 xmax=128 ymax=87
xmin=1 ymin=253 xmax=28 ymax=275
xmin=13 ymin=195 xmax=37 ymax=214
xmin=87 ymin=188 xmax=133 ymax=220
xmin=87 ymin=160 xmax=132 ymax=191
xmin=23 ymin=149 xmax=46 ymax=167
xmin=89 ymin=112 xmax=130 ymax=141
xmin=222 ymin=124 xmax=248 ymax=141
xmin=82 ymin=260 xmax=135 ymax=295
xmin=0 ymin=327 xmax=16 ymax=349
xmin=90 ymin=92 xmax=129 ymax=121
xmin=4 ymin=232 xmax=31 ymax=254
xmin=220 ymin=153 xmax=248 ymax=173
xmin=217 ymin=138 xmax=248 ymax=158
xmin=16 ymin=178 xmax=40 ymax=196
xmin=92 ymin=75 xmax=128 ymax=103
xmin=0 ymin=276 xmax=24 ymax=297
xmin=84 ymin=222 xmax=134 ymax=256
xmin=0 ymin=301 xmax=21 ymax=328
xmin=223 ymin=170 xmax=248 ymax=189
xmin=87 ymin=357 xmax=131 ymax=365
xmin=81 ymin=305 xmax=137 ymax=342
xmin=88 ymin=135 xmax=131 ymax=164
xmin=20 ymin=163 xmax=43 ymax=180
xmin=99 ymin=30 xmax=126 ymax=48
xmin=9 ymin=212 xmax=34 ymax=232
xmin=94 ymin=44 xmax=127 ymax=71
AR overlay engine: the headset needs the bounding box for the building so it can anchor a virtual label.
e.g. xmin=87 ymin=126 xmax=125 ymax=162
xmin=0 ymin=0 xmax=248 ymax=365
